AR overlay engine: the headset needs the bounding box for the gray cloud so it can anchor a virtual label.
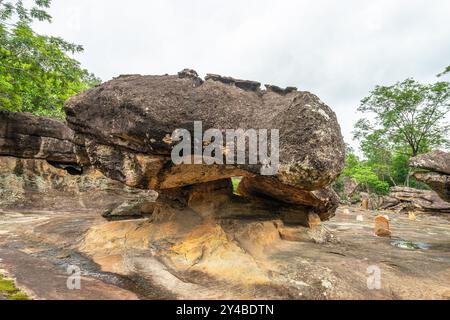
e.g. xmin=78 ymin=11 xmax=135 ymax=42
xmin=33 ymin=0 xmax=450 ymax=149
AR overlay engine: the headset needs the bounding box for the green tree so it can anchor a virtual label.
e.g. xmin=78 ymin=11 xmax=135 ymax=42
xmin=333 ymin=146 xmax=390 ymax=197
xmin=354 ymin=78 xmax=450 ymax=159
xmin=0 ymin=0 xmax=100 ymax=118
xmin=353 ymin=77 xmax=450 ymax=187
xmin=342 ymin=150 xmax=389 ymax=195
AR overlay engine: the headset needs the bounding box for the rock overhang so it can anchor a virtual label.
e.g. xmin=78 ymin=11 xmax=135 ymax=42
xmin=63 ymin=69 xmax=346 ymax=224
xmin=64 ymin=69 xmax=345 ymax=190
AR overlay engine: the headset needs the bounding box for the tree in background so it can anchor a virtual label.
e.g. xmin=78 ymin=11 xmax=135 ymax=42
xmin=0 ymin=0 xmax=100 ymax=118
xmin=355 ymin=78 xmax=449 ymax=157
xmin=333 ymin=146 xmax=390 ymax=198
xmin=352 ymin=78 xmax=449 ymax=188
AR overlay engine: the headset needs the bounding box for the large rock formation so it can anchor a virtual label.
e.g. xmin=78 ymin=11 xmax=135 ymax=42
xmin=0 ymin=156 xmax=157 ymax=212
xmin=380 ymin=186 xmax=450 ymax=214
xmin=380 ymin=151 xmax=450 ymax=214
xmin=0 ymin=110 xmax=88 ymax=165
xmin=410 ymin=151 xmax=450 ymax=203
xmin=0 ymin=111 xmax=156 ymax=214
xmin=64 ymin=69 xmax=345 ymax=225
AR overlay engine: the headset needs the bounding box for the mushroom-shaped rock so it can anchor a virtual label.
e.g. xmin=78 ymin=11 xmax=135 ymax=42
xmin=64 ymin=70 xmax=345 ymax=225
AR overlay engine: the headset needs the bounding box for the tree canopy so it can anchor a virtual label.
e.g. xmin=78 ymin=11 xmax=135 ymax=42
xmin=354 ymin=78 xmax=450 ymax=158
xmin=335 ymin=75 xmax=450 ymax=196
xmin=0 ymin=0 xmax=100 ymax=118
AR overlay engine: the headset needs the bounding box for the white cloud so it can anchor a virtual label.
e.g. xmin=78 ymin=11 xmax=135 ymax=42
xmin=33 ymin=0 xmax=450 ymax=150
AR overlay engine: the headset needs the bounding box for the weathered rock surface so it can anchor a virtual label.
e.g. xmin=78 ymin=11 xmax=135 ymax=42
xmin=410 ymin=151 xmax=450 ymax=175
xmin=0 ymin=111 xmax=157 ymax=216
xmin=0 ymin=110 xmax=88 ymax=165
xmin=0 ymin=156 xmax=156 ymax=213
xmin=380 ymin=186 xmax=450 ymax=214
xmin=359 ymin=192 xmax=383 ymax=211
xmin=64 ymin=70 xmax=345 ymax=224
xmin=410 ymin=151 xmax=450 ymax=203
xmin=102 ymin=196 xmax=156 ymax=220
xmin=3 ymin=205 xmax=450 ymax=300
xmin=237 ymin=176 xmax=339 ymax=222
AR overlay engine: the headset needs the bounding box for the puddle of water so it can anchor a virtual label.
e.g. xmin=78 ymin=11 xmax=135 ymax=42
xmin=390 ymin=240 xmax=431 ymax=250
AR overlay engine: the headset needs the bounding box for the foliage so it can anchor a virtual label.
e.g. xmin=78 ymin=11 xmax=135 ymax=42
xmin=350 ymin=76 xmax=450 ymax=190
xmin=0 ymin=274 xmax=30 ymax=300
xmin=335 ymin=148 xmax=390 ymax=196
xmin=438 ymin=65 xmax=450 ymax=77
xmin=0 ymin=0 xmax=100 ymax=118
xmin=231 ymin=177 xmax=242 ymax=195
xmin=354 ymin=78 xmax=450 ymax=158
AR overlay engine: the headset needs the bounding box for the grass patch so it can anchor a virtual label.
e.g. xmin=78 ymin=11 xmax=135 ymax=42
xmin=0 ymin=274 xmax=30 ymax=300
xmin=8 ymin=291 xmax=30 ymax=300
xmin=0 ymin=276 xmax=16 ymax=292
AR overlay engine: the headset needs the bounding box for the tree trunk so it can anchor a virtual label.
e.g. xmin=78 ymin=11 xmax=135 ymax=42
xmin=406 ymin=168 xmax=412 ymax=187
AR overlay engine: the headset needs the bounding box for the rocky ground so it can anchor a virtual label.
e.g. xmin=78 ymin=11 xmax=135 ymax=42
xmin=1 ymin=205 xmax=449 ymax=300
xmin=1 ymin=74 xmax=449 ymax=300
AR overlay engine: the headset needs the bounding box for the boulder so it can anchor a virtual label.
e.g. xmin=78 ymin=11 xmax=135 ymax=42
xmin=64 ymin=70 xmax=345 ymax=225
xmin=359 ymin=192 xmax=382 ymax=210
xmin=64 ymin=70 xmax=345 ymax=191
xmin=410 ymin=151 xmax=450 ymax=202
xmin=380 ymin=186 xmax=450 ymax=214
xmin=410 ymin=151 xmax=450 ymax=175
xmin=413 ymin=172 xmax=450 ymax=203
xmin=0 ymin=110 xmax=88 ymax=165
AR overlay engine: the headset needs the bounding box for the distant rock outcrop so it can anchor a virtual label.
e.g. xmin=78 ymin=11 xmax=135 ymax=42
xmin=380 ymin=186 xmax=450 ymax=214
xmin=410 ymin=151 xmax=450 ymax=203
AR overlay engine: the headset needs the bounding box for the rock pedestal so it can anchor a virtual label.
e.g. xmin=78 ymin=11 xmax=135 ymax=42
xmin=64 ymin=69 xmax=345 ymax=226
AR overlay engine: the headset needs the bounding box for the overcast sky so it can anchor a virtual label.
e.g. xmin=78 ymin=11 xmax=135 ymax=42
xmin=33 ymin=0 xmax=450 ymax=150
